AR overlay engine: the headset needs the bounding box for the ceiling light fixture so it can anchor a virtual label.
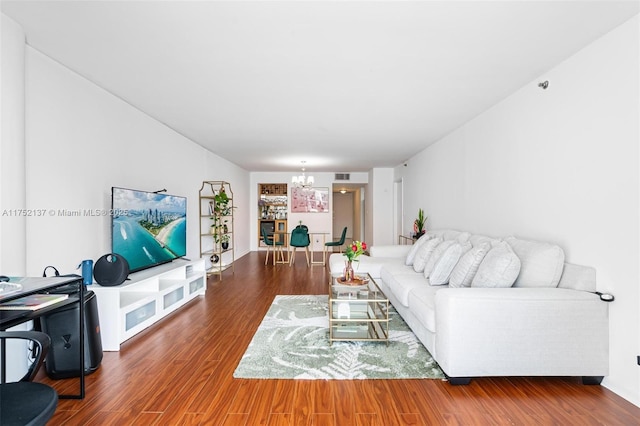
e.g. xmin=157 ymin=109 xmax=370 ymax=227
xmin=291 ymin=161 xmax=314 ymax=188
xmin=340 ymin=189 xmax=347 ymax=194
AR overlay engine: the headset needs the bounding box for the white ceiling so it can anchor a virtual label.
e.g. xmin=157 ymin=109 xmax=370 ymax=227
xmin=2 ymin=1 xmax=638 ymax=173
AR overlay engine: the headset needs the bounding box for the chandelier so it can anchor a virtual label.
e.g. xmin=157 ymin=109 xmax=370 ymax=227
xmin=291 ymin=161 xmax=314 ymax=188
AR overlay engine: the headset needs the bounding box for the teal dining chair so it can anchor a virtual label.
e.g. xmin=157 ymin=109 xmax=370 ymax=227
xmin=289 ymin=225 xmax=311 ymax=266
xmin=262 ymin=227 xmax=286 ymax=265
xmin=324 ymin=226 xmax=347 ymax=264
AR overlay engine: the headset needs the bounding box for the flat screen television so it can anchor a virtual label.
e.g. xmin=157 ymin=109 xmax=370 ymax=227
xmin=111 ymin=187 xmax=187 ymax=273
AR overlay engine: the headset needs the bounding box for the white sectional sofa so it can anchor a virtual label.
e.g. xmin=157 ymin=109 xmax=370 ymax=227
xmin=329 ymin=230 xmax=610 ymax=384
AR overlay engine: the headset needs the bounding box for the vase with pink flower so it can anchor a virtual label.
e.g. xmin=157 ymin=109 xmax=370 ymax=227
xmin=342 ymin=240 xmax=367 ymax=283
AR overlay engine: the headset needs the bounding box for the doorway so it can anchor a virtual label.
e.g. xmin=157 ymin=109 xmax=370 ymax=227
xmin=331 ymin=184 xmax=366 ymax=250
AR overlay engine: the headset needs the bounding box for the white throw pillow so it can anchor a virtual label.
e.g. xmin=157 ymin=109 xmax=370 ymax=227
xmin=505 ymin=236 xmax=565 ymax=288
xmin=404 ymin=233 xmax=432 ymax=266
xmin=427 ymin=242 xmax=465 ymax=285
xmin=471 ymin=241 xmax=521 ymax=288
xmin=423 ymin=240 xmax=455 ymax=281
xmin=449 ymin=242 xmax=491 ymax=288
xmin=412 ymin=237 xmax=442 ymax=273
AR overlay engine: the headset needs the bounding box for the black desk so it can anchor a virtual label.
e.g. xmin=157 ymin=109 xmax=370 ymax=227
xmin=0 ymin=276 xmax=85 ymax=399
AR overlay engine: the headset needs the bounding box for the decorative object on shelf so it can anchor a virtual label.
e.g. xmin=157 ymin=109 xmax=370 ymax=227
xmin=210 ymin=254 xmax=220 ymax=264
xmin=221 ymin=234 xmax=230 ymax=250
xmin=342 ymin=241 xmax=367 ymax=282
xmin=291 ymin=161 xmax=314 ymax=188
xmin=258 ymin=198 xmax=268 ymax=219
xmin=413 ymin=208 xmax=427 ymax=238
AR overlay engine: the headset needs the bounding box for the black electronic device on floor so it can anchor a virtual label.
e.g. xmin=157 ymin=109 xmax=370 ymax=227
xmin=39 ymin=290 xmax=103 ymax=379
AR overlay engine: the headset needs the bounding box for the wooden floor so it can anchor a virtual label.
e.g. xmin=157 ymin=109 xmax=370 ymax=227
xmin=39 ymin=251 xmax=640 ymax=425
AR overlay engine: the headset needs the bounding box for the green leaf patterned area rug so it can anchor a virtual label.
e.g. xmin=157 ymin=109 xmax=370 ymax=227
xmin=233 ymin=295 xmax=445 ymax=380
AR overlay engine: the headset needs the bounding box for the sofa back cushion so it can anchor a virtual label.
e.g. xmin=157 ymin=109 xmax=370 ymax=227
xmin=505 ymin=237 xmax=565 ymax=288
xmin=412 ymin=237 xmax=443 ymax=273
xmin=469 ymin=234 xmax=500 ymax=247
xmin=404 ymin=233 xmax=432 ymax=266
xmin=558 ymin=262 xmax=596 ymax=292
xmin=471 ymin=241 xmax=521 ymax=288
xmin=449 ymin=241 xmax=491 ymax=288
xmin=429 ymin=229 xmax=463 ymax=241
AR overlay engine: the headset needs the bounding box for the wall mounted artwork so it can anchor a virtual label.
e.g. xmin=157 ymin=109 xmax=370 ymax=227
xmin=291 ymin=187 xmax=329 ymax=213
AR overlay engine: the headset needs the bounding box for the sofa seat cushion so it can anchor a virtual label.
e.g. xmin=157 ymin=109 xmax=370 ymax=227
xmin=407 ymin=285 xmax=446 ymax=333
xmin=383 ymin=272 xmax=430 ymax=308
xmin=380 ymin=261 xmax=415 ymax=278
xmin=505 ymin=236 xmax=565 ymax=288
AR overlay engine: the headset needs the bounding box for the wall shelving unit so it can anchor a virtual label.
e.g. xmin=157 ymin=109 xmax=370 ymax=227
xmin=200 ymin=181 xmax=235 ymax=280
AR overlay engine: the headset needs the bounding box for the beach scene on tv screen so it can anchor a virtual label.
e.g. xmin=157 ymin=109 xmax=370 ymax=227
xmin=112 ymin=188 xmax=187 ymax=272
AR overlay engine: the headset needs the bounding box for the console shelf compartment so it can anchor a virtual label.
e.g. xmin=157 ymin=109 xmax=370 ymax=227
xmin=91 ymin=258 xmax=206 ymax=351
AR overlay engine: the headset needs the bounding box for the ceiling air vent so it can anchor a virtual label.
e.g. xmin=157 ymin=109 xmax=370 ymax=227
xmin=334 ymin=173 xmax=350 ymax=181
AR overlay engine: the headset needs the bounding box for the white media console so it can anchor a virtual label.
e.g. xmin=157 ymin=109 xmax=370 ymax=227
xmin=90 ymin=258 xmax=207 ymax=351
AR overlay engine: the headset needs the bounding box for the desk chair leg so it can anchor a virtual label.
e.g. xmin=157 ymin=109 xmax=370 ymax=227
xmin=264 ymin=245 xmax=270 ymax=265
xmin=304 ymin=247 xmax=310 ymax=266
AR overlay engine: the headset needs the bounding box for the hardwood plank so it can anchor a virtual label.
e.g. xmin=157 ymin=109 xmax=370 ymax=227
xmin=245 ymin=379 xmax=279 ymax=425
xmin=268 ymin=412 xmax=293 ymax=426
xmin=32 ymin=252 xmax=640 ymax=425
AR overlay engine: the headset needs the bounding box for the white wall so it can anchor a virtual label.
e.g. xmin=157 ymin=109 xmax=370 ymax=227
xmin=368 ymin=167 xmax=395 ymax=246
xmin=21 ymin=46 xmax=250 ymax=276
xmin=0 ymin=14 xmax=26 ymax=276
xmin=399 ymin=16 xmax=639 ymax=405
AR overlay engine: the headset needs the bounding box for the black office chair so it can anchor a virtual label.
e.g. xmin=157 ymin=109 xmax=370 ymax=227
xmin=289 ymin=225 xmax=311 ymax=266
xmin=0 ymin=330 xmax=58 ymax=426
xmin=261 ymin=227 xmax=286 ymax=265
xmin=324 ymin=226 xmax=347 ymax=264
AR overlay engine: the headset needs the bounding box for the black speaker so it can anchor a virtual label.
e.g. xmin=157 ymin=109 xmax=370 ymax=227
xmin=39 ymin=290 xmax=103 ymax=379
xmin=94 ymin=253 xmax=129 ymax=286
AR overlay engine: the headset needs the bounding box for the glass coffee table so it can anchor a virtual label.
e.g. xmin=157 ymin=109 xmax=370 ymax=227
xmin=328 ymin=274 xmax=389 ymax=345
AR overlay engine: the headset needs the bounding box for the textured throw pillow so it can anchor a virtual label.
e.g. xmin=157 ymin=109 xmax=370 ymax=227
xmin=427 ymin=242 xmax=465 ymax=285
xmin=449 ymin=242 xmax=491 ymax=288
xmin=404 ymin=233 xmax=432 ymax=266
xmin=471 ymin=241 xmax=521 ymax=288
xmin=423 ymin=240 xmax=454 ymax=280
xmin=412 ymin=237 xmax=442 ymax=273
xmin=505 ymin=237 xmax=565 ymax=288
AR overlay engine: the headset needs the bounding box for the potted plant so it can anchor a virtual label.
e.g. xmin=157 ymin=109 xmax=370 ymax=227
xmin=213 ymin=190 xmax=231 ymax=216
xmin=221 ymin=234 xmax=230 ymax=250
xmin=413 ymin=208 xmax=427 ymax=238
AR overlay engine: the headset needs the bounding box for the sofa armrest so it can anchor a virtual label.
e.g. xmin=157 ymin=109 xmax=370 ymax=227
xmin=369 ymin=245 xmax=411 ymax=258
xmin=434 ymin=287 xmax=609 ymax=379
